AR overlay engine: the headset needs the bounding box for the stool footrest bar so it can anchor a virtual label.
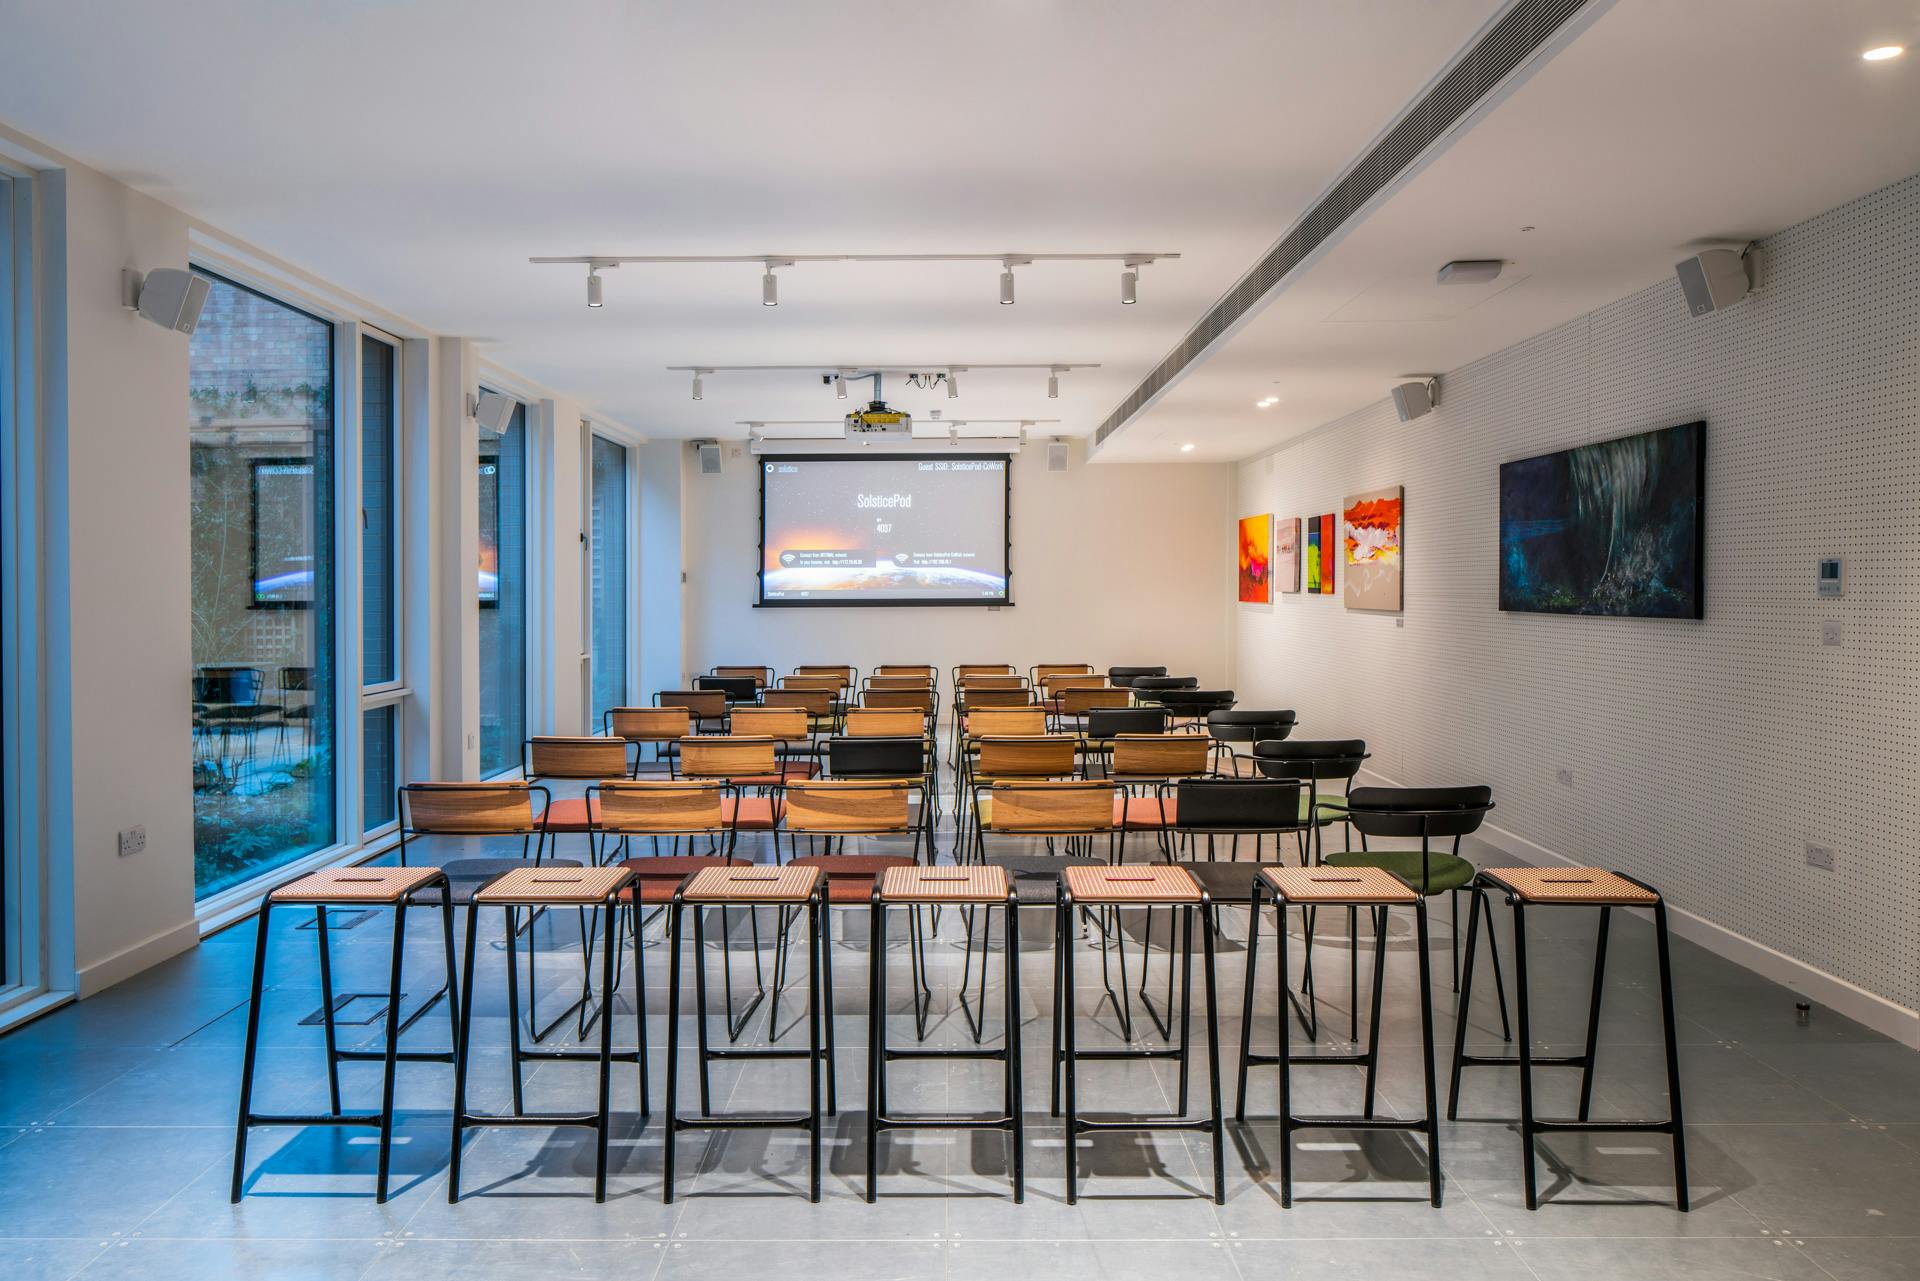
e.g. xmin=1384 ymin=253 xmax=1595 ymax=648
xmin=1286 ymin=1114 xmax=1432 ymax=1131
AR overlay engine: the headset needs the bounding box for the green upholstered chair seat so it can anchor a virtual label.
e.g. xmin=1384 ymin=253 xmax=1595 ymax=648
xmin=1321 ymin=848 xmax=1474 ymax=894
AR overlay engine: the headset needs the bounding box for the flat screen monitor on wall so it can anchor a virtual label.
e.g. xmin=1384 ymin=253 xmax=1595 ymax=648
xmin=1498 ymin=420 xmax=1705 ymax=619
xmin=758 ymin=453 xmax=1011 ymax=606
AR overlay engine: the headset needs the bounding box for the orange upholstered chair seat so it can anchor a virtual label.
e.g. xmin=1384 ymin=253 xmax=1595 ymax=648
xmin=1115 ymin=794 xmax=1177 ymax=829
xmin=788 ymin=854 xmax=917 ymax=903
xmin=618 ymin=855 xmax=749 ymax=903
xmin=543 ymin=796 xmax=603 ymax=832
xmin=721 ymin=795 xmax=778 ymax=828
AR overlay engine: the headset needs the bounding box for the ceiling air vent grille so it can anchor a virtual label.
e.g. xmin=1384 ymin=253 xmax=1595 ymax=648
xmin=1093 ymin=0 xmax=1595 ymax=448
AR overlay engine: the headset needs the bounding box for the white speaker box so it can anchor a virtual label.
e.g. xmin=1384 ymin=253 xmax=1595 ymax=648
xmin=1047 ymin=441 xmax=1069 ymax=472
xmin=122 ymin=267 xmax=210 ymax=335
xmin=473 ymin=390 xmax=515 ymax=434
xmin=697 ymin=442 xmax=722 ymax=475
xmin=1675 ymin=248 xmax=1749 ymax=317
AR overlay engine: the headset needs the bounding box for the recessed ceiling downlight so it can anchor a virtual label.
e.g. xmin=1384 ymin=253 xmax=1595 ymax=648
xmin=1862 ymin=45 xmax=1904 ymax=61
xmin=1179 ymin=442 xmax=1196 ymax=453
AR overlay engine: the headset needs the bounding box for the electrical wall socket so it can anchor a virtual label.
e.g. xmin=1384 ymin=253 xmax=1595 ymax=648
xmin=1555 ymin=768 xmax=1574 ymax=789
xmin=1805 ymin=844 xmax=1835 ymax=871
xmin=1822 ymin=620 xmax=1843 ymax=647
xmin=118 ymin=825 xmax=147 ymax=858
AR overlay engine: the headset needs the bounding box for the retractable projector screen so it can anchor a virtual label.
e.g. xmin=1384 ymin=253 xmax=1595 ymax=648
xmin=758 ymin=454 xmax=1011 ymax=606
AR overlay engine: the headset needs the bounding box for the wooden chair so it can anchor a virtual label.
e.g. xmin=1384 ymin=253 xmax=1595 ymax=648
xmin=655 ymin=688 xmax=729 ymax=733
xmin=1058 ymin=686 xmax=1133 ymax=735
xmin=763 ymin=686 xmax=839 ymax=734
xmin=874 ymin=664 xmax=936 ymax=681
xmin=865 ymin=675 xmax=935 ymax=691
xmin=674 ymin=736 xmax=789 ymax=836
xmin=1109 ymin=733 xmax=1217 ymax=836
xmin=726 ymin=706 xmax=821 ymax=779
xmin=1031 ymin=662 xmax=1096 ymax=684
xmin=957 ymin=674 xmax=1028 ymax=691
xmin=794 ymin=663 xmax=856 ymax=689
xmin=845 ymin=707 xmax=930 ymax=738
xmin=523 ymin=736 xmax=635 ymax=856
xmin=712 ymin=665 xmax=773 ymax=689
xmin=960 ymin=735 xmax=1082 ymax=860
xmin=593 ymin=779 xmax=766 ymax=1040
xmin=605 ymin=706 xmax=692 ymax=775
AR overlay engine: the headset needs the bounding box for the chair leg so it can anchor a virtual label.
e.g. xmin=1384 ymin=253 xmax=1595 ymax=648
xmin=373 ymin=903 xmax=408 ymax=1203
xmin=229 ymin=904 xmax=274 ymax=1203
xmin=314 ymin=906 xmax=342 ymax=1115
xmin=662 ymin=900 xmax=684 ymax=1204
xmin=1414 ymin=899 xmax=1442 ymax=1207
xmin=1512 ymin=901 xmax=1539 ymax=1211
xmin=1576 ymin=906 xmax=1611 ymax=1123
xmin=1654 ymin=899 xmax=1690 ymax=1212
xmin=1201 ymin=904 xmax=1224 ymax=1206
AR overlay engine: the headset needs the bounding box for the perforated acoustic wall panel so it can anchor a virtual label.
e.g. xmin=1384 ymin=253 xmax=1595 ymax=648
xmin=1234 ymin=172 xmax=1920 ymax=1017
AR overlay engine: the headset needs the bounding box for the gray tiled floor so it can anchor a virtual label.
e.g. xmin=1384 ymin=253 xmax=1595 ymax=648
xmin=4 ymin=797 xmax=1920 ymax=1281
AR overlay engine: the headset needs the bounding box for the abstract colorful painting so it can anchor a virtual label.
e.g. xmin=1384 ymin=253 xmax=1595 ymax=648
xmin=1343 ymin=485 xmax=1403 ymax=611
xmin=1237 ymin=513 xmax=1272 ymax=604
xmin=1275 ymin=516 xmax=1300 ymax=593
xmin=1304 ymin=514 xmax=1336 ymax=595
xmin=1499 ymin=421 xmax=1704 ymax=618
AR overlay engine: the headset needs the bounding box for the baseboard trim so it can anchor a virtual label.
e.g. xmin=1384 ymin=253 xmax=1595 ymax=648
xmin=75 ymin=918 xmax=200 ymax=998
xmin=1354 ymin=768 xmax=1920 ymax=1050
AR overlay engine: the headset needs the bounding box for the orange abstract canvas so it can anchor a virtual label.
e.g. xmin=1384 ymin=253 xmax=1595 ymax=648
xmin=1237 ymin=513 xmax=1272 ymax=604
xmin=1342 ymin=486 xmax=1403 ymax=611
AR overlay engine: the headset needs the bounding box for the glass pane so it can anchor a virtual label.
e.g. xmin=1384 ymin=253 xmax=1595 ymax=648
xmin=362 ymin=705 xmax=396 ymax=832
xmin=189 ymin=271 xmax=337 ymax=899
xmin=589 ymin=436 xmax=629 ymax=728
xmin=360 ymin=335 xmax=396 ymax=685
xmin=477 ymin=399 xmax=526 ymax=776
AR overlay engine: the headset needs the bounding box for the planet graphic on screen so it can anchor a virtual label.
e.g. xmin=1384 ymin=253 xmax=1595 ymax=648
xmin=763 ymin=564 xmax=1006 ymax=596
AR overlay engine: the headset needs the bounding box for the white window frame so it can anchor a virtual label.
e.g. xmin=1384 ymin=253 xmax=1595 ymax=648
xmin=474 ymin=383 xmax=530 ymax=780
xmin=357 ymin=326 xmax=406 ymax=838
xmin=586 ymin=426 xmax=639 ymax=729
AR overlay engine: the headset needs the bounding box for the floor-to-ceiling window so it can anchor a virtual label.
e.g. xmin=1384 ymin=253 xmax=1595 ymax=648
xmin=0 ymin=172 xmax=13 ymax=987
xmin=188 ymin=271 xmax=337 ymax=899
xmin=359 ymin=332 xmax=401 ymax=832
xmin=589 ymin=434 xmax=629 ymax=729
xmin=477 ymin=396 xmax=526 ymax=776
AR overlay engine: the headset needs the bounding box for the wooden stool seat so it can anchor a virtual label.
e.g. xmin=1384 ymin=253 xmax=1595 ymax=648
xmin=680 ymin=864 xmax=821 ymax=904
xmin=471 ymin=865 xmax=634 ymax=906
xmin=878 ymin=865 xmax=1010 ymax=904
xmin=1062 ymin=863 xmax=1203 ymax=906
xmin=268 ymin=866 xmax=445 ymax=904
xmin=1263 ymin=865 xmax=1417 ymax=906
xmin=1482 ymin=866 xmax=1657 ymax=906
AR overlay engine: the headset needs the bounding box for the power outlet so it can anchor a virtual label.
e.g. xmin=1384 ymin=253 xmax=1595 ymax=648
xmin=1805 ymin=844 xmax=1835 ymax=871
xmin=118 ymin=825 xmax=147 ymax=858
xmin=1822 ymin=620 xmax=1843 ymax=647
xmin=1555 ymin=768 xmax=1574 ymax=789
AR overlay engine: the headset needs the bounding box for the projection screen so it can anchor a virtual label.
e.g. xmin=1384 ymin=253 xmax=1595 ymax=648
xmin=758 ymin=454 xmax=1011 ymax=606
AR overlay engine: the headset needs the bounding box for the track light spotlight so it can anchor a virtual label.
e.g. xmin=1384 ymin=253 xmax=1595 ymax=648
xmin=1120 ymin=268 xmax=1137 ymax=304
xmin=947 ymin=369 xmax=960 ymax=398
xmin=586 ymin=267 xmax=604 ymax=308
xmin=1047 ymin=366 xmax=1064 ymax=399
xmin=762 ymin=269 xmax=778 ymax=306
xmin=835 ymin=373 xmax=848 ymax=400
xmin=691 ymin=370 xmax=706 ymax=401
xmin=999 ymin=269 xmax=1015 ymax=305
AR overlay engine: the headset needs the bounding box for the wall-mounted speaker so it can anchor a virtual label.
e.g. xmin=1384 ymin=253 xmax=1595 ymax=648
xmin=1675 ymin=248 xmax=1750 ymax=317
xmin=696 ymin=442 xmax=722 ymax=475
xmin=1047 ymin=440 xmax=1069 ymax=472
xmin=1391 ymin=378 xmax=1438 ymax=423
xmin=121 ymin=267 xmax=210 ymax=335
xmin=472 ymin=389 xmax=515 ymax=434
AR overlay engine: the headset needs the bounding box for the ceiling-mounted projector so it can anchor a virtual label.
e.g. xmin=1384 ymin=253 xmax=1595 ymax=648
xmin=845 ymin=399 xmax=912 ymax=441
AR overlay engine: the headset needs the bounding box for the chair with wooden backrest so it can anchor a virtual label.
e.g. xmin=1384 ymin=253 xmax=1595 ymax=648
xmin=675 ymin=735 xmax=785 ymax=834
xmin=593 ymin=779 xmax=766 ymax=1041
xmin=962 ymin=735 xmax=1081 ymax=860
xmin=1032 ymin=663 xmax=1096 ymax=685
xmin=523 ymin=737 xmax=634 ymax=869
xmin=605 ymin=706 xmax=693 ymax=775
xmin=875 ymin=664 xmax=936 ymax=682
xmin=696 ymin=673 xmax=761 ymax=705
xmin=955 ymin=706 xmax=1050 ymax=803
xmin=762 ymin=686 xmax=839 ymax=734
xmin=397 ymin=780 xmax=578 ymax=1040
xmin=727 ymin=706 xmax=821 ymax=780
xmin=1040 ymin=674 xmax=1111 ymax=724
xmin=781 ymin=674 xmax=846 ymax=693
xmin=1058 ymin=686 xmax=1133 ymax=734
xmin=953 ymin=663 xmax=1015 ymax=681
xmin=656 ymin=688 xmax=729 ymax=733
xmin=1107 ymin=733 xmax=1217 ymax=841
xmin=846 ymin=707 xmax=931 ymax=738
xmin=957 ymin=674 xmax=1027 ymax=691
xmin=973 ymin=778 xmax=1120 ymax=865
xmin=861 ymin=687 xmax=935 ymax=714
xmin=712 ymin=665 xmax=773 ymax=689
xmin=795 ymin=664 xmax=856 ymax=689
xmin=825 ymin=734 xmax=936 ymax=848
xmin=865 ymin=675 xmax=935 ymax=692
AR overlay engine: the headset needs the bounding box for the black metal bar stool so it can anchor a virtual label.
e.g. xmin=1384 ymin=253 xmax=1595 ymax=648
xmin=867 ymin=865 xmax=1024 ymax=1203
xmin=449 ymin=865 xmax=641 ymax=1203
xmin=1449 ymin=866 xmax=1688 ymax=1211
xmin=1055 ymin=863 xmax=1224 ymax=1204
xmin=663 ymin=863 xmax=827 ymax=1203
xmin=1247 ymin=866 xmax=1442 ymax=1207
xmin=231 ymin=865 xmax=456 ymax=1203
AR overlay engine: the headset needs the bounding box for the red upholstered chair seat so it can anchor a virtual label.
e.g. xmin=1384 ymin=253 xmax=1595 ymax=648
xmin=543 ymin=796 xmax=603 ymax=832
xmin=720 ymin=795 xmax=777 ymax=829
xmin=1115 ymin=794 xmax=1177 ymax=829
xmin=788 ymin=854 xmax=917 ymax=903
xmin=617 ymin=855 xmax=748 ymax=903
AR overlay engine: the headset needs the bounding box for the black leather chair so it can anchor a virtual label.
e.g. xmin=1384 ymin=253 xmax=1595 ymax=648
xmin=1157 ymin=688 xmax=1235 ymax=730
xmin=1206 ymin=710 xmax=1295 ymax=774
xmin=1130 ymin=675 xmax=1198 ymax=705
xmin=1107 ymin=665 xmax=1168 ymax=689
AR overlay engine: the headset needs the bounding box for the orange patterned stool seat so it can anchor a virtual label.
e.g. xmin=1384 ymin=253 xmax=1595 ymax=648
xmin=1244 ymin=863 xmax=1440 ymax=1208
xmin=233 ymin=863 xmax=458 ymax=1205
xmin=1055 ymin=860 xmax=1223 ymax=1205
xmin=1450 ymin=866 xmax=1687 ymax=1212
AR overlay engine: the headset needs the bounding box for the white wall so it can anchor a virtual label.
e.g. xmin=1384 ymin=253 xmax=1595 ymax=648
xmin=54 ymin=158 xmax=200 ymax=993
xmin=1233 ymin=171 xmax=1920 ymax=1042
xmin=682 ymin=440 xmax=1236 ymax=692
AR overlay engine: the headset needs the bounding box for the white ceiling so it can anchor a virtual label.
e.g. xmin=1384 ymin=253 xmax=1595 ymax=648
xmin=1098 ymin=0 xmax=1920 ymax=461
xmin=0 ymin=0 xmax=1507 ymax=439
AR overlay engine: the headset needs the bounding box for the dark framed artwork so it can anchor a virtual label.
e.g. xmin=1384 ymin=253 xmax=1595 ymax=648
xmin=1498 ymin=420 xmax=1704 ymax=618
